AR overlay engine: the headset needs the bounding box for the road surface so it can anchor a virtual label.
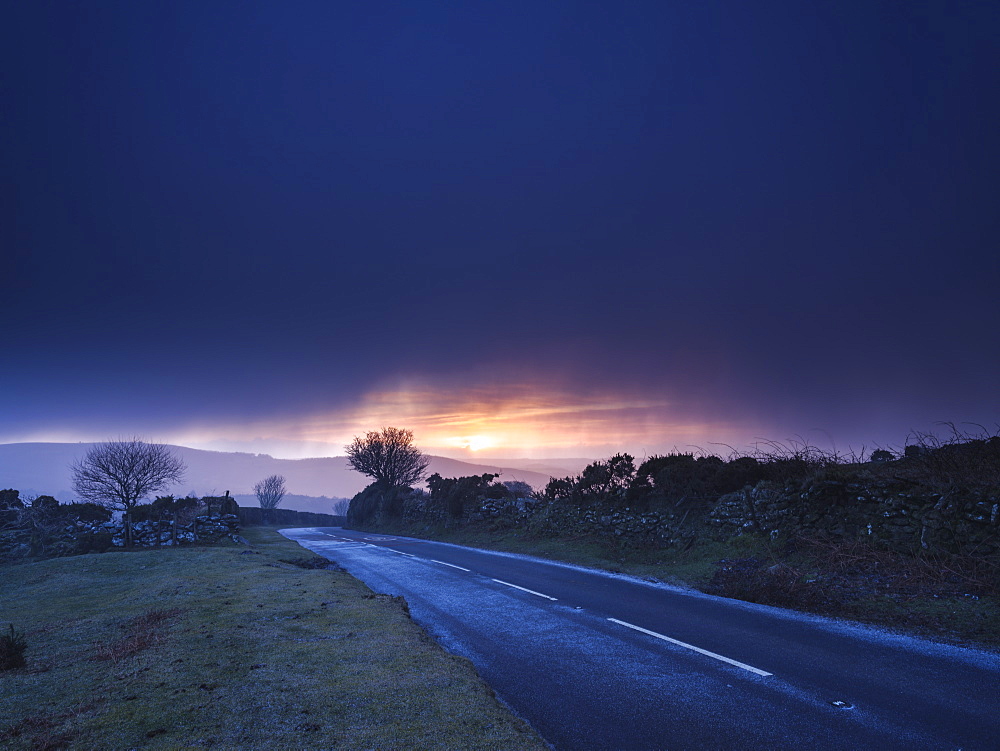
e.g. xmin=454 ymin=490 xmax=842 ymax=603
xmin=281 ymin=527 xmax=1000 ymax=750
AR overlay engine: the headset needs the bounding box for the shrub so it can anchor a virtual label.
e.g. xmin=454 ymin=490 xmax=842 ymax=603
xmin=0 ymin=489 xmax=23 ymax=527
xmin=31 ymin=495 xmax=60 ymax=512
xmin=0 ymin=623 xmax=27 ymax=670
xmin=129 ymin=502 xmax=160 ymax=522
xmin=347 ymin=482 xmax=401 ymax=525
xmin=131 ymin=495 xmax=204 ymax=522
xmin=896 ymin=425 xmax=1000 ymax=494
xmin=427 ymin=473 xmax=500 ymax=518
xmin=59 ymin=502 xmax=111 ymax=523
xmin=0 ymin=488 xmax=23 ymax=509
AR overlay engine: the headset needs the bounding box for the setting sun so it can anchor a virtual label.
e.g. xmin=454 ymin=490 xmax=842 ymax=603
xmin=445 ymin=434 xmax=497 ymax=452
xmin=465 ymin=435 xmax=494 ymax=452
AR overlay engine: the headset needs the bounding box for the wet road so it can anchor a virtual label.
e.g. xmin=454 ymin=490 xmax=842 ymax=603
xmin=282 ymin=527 xmax=1000 ymax=750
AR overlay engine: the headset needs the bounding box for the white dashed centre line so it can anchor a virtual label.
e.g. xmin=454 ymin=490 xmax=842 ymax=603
xmin=492 ymin=579 xmax=558 ymax=601
xmin=431 ymin=559 xmax=471 ymax=572
xmin=608 ymin=618 xmax=773 ymax=677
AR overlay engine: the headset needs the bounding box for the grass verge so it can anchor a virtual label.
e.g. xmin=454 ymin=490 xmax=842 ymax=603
xmin=0 ymin=528 xmax=547 ymax=750
xmin=364 ymin=519 xmax=1000 ymax=651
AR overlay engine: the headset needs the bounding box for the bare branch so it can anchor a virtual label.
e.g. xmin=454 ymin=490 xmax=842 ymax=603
xmin=345 ymin=427 xmax=430 ymax=488
xmin=253 ymin=474 xmax=287 ymax=510
xmin=71 ymin=439 xmax=185 ymax=513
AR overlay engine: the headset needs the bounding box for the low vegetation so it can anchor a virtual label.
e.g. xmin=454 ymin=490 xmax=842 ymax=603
xmin=1 ymin=624 xmax=28 ymax=671
xmin=352 ymin=425 xmax=1000 ymax=651
xmin=0 ymin=528 xmax=546 ymax=750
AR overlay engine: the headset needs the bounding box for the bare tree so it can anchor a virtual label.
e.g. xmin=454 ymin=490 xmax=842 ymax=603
xmin=72 ymin=439 xmax=185 ymax=515
xmin=345 ymin=427 xmax=430 ymax=488
xmin=71 ymin=439 xmax=184 ymax=548
xmin=331 ymin=498 xmax=350 ymax=516
xmin=254 ymin=475 xmax=286 ymax=522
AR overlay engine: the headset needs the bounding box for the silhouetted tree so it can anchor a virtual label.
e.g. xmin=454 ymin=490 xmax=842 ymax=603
xmin=345 ymin=427 xmax=430 ymax=488
xmin=254 ymin=475 xmax=287 ymax=524
xmin=542 ymin=476 xmax=575 ymax=503
xmin=71 ymin=440 xmax=185 ymax=515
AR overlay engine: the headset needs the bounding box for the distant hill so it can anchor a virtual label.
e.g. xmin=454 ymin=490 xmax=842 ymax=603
xmin=463 ymin=456 xmax=592 ymax=478
xmin=0 ymin=443 xmax=556 ymax=513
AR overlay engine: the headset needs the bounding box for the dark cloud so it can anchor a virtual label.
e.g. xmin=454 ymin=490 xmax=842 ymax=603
xmin=3 ymin=1 xmax=998 ymax=455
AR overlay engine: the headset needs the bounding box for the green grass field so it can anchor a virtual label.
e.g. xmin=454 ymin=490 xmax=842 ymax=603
xmin=0 ymin=528 xmax=546 ymax=750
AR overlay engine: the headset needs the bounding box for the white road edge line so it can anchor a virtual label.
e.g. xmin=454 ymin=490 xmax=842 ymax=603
xmin=492 ymin=579 xmax=558 ymax=601
xmin=608 ymin=618 xmax=772 ymax=677
xmin=396 ymin=551 xmax=416 ymax=557
xmin=431 ymin=559 xmax=471 ymax=571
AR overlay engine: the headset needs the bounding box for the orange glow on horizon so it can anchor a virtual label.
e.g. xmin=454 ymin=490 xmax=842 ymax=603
xmin=172 ymin=380 xmax=751 ymax=460
xmin=5 ymin=380 xmax=755 ymax=461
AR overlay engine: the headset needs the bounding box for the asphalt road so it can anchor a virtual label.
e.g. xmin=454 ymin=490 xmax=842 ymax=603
xmin=281 ymin=527 xmax=1000 ymax=750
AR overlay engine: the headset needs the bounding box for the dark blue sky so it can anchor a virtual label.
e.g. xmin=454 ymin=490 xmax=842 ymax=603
xmin=3 ymin=1 xmax=998 ymax=458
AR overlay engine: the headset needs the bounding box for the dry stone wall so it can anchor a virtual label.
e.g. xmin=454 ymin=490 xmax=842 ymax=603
xmin=447 ymin=480 xmax=1000 ymax=557
xmin=102 ymin=513 xmax=242 ymax=547
xmin=709 ymin=480 xmax=999 ymax=556
xmin=0 ymin=513 xmax=243 ymax=562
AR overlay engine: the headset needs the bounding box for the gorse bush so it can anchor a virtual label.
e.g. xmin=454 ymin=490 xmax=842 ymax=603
xmin=347 ymin=482 xmax=408 ymax=525
xmin=0 ymin=623 xmax=27 ymax=670
xmin=427 ymin=473 xmax=502 ymax=518
xmin=544 ymin=450 xmax=807 ymax=510
xmin=130 ymin=495 xmax=202 ymax=522
xmin=536 ymin=427 xmax=1000 ymax=513
xmin=898 ymin=424 xmax=1000 ymax=494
